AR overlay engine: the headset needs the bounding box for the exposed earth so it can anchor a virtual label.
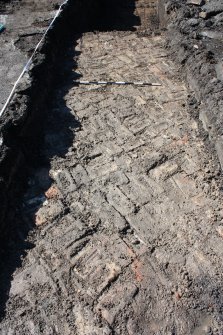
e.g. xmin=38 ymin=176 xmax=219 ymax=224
xmin=0 ymin=0 xmax=60 ymax=110
xmin=165 ymin=0 xmax=223 ymax=170
xmin=0 ymin=0 xmax=223 ymax=334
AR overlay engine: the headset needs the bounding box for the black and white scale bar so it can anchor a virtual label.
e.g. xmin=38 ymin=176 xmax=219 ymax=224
xmin=73 ymin=80 xmax=161 ymax=86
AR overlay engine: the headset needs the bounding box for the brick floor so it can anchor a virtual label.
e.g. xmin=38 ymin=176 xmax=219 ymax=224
xmin=0 ymin=31 xmax=223 ymax=335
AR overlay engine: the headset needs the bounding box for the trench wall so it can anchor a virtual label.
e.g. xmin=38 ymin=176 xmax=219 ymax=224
xmin=162 ymin=0 xmax=223 ymax=169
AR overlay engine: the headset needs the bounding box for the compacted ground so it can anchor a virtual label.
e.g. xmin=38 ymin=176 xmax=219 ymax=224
xmin=0 ymin=3 xmax=223 ymax=335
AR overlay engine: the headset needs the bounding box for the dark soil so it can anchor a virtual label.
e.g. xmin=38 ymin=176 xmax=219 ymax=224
xmin=163 ymin=0 xmax=223 ymax=168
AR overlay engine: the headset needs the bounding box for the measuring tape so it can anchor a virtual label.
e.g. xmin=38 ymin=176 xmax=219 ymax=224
xmin=74 ymin=80 xmax=161 ymax=86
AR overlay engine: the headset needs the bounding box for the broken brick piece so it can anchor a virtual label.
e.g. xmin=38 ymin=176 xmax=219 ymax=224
xmin=45 ymin=185 xmax=59 ymax=199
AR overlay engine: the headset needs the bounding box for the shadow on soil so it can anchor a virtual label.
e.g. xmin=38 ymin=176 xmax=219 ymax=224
xmin=0 ymin=0 xmax=141 ymax=320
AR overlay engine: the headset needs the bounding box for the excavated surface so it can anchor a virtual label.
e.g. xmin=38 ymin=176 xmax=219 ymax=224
xmin=0 ymin=0 xmax=59 ymax=110
xmin=0 ymin=30 xmax=223 ymax=334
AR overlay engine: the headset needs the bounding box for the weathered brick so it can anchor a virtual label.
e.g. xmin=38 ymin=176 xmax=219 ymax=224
xmin=172 ymin=172 xmax=198 ymax=197
xmin=71 ymin=234 xmax=132 ymax=297
xmin=50 ymin=169 xmax=76 ymax=195
xmin=120 ymin=174 xmax=153 ymax=205
xmin=127 ymin=206 xmax=167 ymax=245
xmin=96 ymin=281 xmax=138 ymax=324
xmin=106 ymin=185 xmax=135 ymax=216
xmin=70 ymin=164 xmax=89 ymax=187
xmin=150 ymin=161 xmax=179 ymax=180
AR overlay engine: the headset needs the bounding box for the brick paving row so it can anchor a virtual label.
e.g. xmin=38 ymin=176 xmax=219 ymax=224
xmin=0 ymin=31 xmax=223 ymax=334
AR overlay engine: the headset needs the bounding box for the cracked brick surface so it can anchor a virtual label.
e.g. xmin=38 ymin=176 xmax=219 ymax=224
xmin=0 ymin=30 xmax=223 ymax=335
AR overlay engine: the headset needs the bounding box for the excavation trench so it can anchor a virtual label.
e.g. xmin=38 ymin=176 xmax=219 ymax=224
xmin=0 ymin=0 xmax=162 ymax=317
xmin=0 ymin=0 xmax=223 ymax=334
xmin=0 ymin=0 xmax=162 ymax=244
xmin=0 ymin=0 xmax=162 ymax=239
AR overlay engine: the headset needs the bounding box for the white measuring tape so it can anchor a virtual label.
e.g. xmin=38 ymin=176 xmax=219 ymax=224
xmin=0 ymin=0 xmax=69 ymax=118
xmin=74 ymin=80 xmax=161 ymax=86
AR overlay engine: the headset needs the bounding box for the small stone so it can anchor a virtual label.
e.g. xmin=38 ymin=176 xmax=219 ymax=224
xmin=45 ymin=185 xmax=59 ymax=199
xmin=131 ymin=237 xmax=140 ymax=245
xmin=35 ymin=213 xmax=47 ymax=226
xmin=175 ymin=291 xmax=182 ymax=300
xmin=216 ymin=226 xmax=223 ymax=238
xmin=187 ymin=0 xmax=204 ymax=5
xmin=199 ymin=11 xmax=208 ymax=19
xmin=210 ymin=77 xmax=218 ymax=83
